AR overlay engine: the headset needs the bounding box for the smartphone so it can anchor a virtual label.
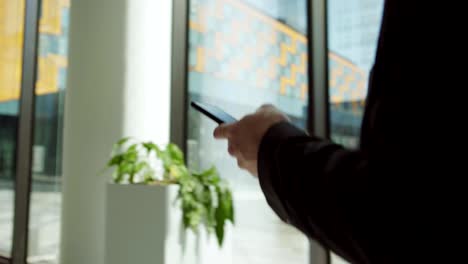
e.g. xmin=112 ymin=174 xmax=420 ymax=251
xmin=190 ymin=100 xmax=237 ymax=124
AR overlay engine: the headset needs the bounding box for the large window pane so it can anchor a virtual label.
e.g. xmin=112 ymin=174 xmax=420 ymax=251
xmin=328 ymin=0 xmax=384 ymax=148
xmin=187 ymin=0 xmax=309 ymax=263
xmin=327 ymin=0 xmax=384 ymax=263
xmin=28 ymin=0 xmax=70 ymax=262
xmin=0 ymin=0 xmax=25 ymax=258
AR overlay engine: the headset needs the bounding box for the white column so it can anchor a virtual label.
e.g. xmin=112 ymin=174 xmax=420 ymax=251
xmin=123 ymin=0 xmax=172 ymax=143
xmin=60 ymin=0 xmax=172 ymax=263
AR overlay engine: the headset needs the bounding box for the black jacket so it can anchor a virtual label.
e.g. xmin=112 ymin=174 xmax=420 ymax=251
xmin=257 ymin=1 xmax=456 ymax=263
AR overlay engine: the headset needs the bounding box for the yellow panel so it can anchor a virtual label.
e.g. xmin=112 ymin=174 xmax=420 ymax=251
xmin=277 ymin=39 xmax=297 ymax=66
xmin=190 ymin=21 xmax=206 ymax=33
xmin=0 ymin=0 xmax=25 ymax=102
xmin=39 ymin=0 xmax=66 ymax=35
xmin=35 ymin=55 xmax=67 ymax=95
xmin=194 ymin=47 xmax=206 ymax=72
xmin=280 ymin=53 xmax=306 ymax=94
xmin=1 ymin=0 xmax=69 ymax=102
xmin=300 ymin=84 xmax=308 ymax=100
xmin=329 ymin=52 xmax=366 ymax=77
xmin=61 ymin=0 xmax=71 ymax=8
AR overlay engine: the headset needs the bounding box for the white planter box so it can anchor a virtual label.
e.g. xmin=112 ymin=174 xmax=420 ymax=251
xmin=105 ymin=183 xmax=193 ymax=264
xmin=105 ymin=183 xmax=232 ymax=264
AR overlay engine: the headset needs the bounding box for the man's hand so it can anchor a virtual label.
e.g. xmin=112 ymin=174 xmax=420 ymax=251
xmin=213 ymin=104 xmax=290 ymax=176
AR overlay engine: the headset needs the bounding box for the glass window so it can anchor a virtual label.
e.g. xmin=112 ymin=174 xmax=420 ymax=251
xmin=327 ymin=0 xmax=384 ymax=262
xmin=328 ymin=0 xmax=384 ymax=149
xmin=0 ymin=0 xmax=25 ymax=258
xmin=28 ymin=0 xmax=70 ymax=262
xmin=187 ymin=0 xmax=309 ymax=263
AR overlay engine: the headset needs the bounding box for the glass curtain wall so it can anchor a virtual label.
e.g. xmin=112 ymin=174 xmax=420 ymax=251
xmin=186 ymin=0 xmax=310 ymax=263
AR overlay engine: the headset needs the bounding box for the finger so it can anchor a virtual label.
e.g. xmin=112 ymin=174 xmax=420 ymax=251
xmin=237 ymin=158 xmax=246 ymax=169
xmin=258 ymin=103 xmax=274 ymax=111
xmin=227 ymin=142 xmax=239 ymax=157
xmin=245 ymin=162 xmax=258 ymax=177
xmin=213 ymin=123 xmax=234 ymax=139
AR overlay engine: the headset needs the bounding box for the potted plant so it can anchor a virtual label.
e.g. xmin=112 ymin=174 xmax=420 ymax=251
xmin=103 ymin=137 xmax=234 ymax=264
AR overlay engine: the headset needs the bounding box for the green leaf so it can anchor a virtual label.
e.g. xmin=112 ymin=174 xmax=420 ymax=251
xmin=222 ymin=189 xmax=234 ymax=223
xmin=201 ymin=186 xmax=212 ymax=204
xmin=213 ymin=186 xmax=235 ymax=246
xmin=117 ymin=137 xmax=131 ymax=146
xmin=214 ymin=204 xmax=226 ymax=246
xmin=127 ymin=144 xmax=138 ymax=153
xmin=215 ymin=187 xmax=231 ymax=246
xmin=107 ymin=154 xmax=123 ymax=167
xmin=196 ymin=166 xmax=221 ymax=185
xmin=178 ymin=166 xmax=190 ymax=181
xmin=167 ymin=143 xmax=184 ymax=164
xmin=200 ymin=166 xmax=217 ymax=177
xmin=142 ymin=142 xmax=161 ymax=155
xmin=114 ymin=171 xmax=124 ymax=183
xmin=118 ymin=162 xmax=133 ymax=175
xmin=124 ymin=144 xmax=138 ymax=162
xmin=112 ymin=137 xmax=131 ymax=155
xmin=113 ymin=161 xmax=132 ymax=183
xmin=129 ymin=172 xmax=136 ymax=183
xmin=203 ymin=187 xmax=215 ymax=231
xmin=169 ymin=164 xmax=188 ymax=180
xmin=182 ymin=209 xmax=191 ymax=229
xmin=161 ymin=151 xmax=173 ymax=170
xmin=181 ymin=197 xmax=203 ymax=233
xmin=189 ymin=210 xmax=202 ymax=230
xmin=126 ymin=161 xmax=147 ymax=184
xmin=134 ymin=161 xmax=148 ymax=174
xmin=143 ymin=171 xmax=154 ymax=183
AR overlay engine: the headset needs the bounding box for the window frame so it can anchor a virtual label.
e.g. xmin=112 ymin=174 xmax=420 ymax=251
xmin=1 ymin=0 xmax=42 ymax=263
xmin=308 ymin=0 xmax=331 ymax=263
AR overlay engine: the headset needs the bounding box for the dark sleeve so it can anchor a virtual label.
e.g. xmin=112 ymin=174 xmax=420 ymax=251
xmin=258 ymin=121 xmax=371 ymax=263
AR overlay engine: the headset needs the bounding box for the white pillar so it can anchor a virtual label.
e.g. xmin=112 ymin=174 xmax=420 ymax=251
xmin=60 ymin=0 xmax=172 ymax=263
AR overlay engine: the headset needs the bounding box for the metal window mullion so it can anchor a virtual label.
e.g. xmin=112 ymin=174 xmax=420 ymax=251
xmin=170 ymin=0 xmax=189 ymax=150
xmin=12 ymin=0 xmax=41 ymax=263
xmin=308 ymin=0 xmax=330 ymax=138
xmin=308 ymin=0 xmax=331 ymax=263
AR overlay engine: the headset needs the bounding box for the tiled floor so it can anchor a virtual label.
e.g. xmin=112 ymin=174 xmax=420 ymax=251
xmin=0 ymin=185 xmax=61 ymax=263
xmin=0 ymin=188 xmax=14 ymax=257
xmin=233 ymin=196 xmax=309 ymax=264
xmin=1 ymin=185 xmax=309 ymax=264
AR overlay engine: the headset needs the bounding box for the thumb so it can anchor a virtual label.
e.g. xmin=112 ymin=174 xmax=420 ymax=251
xmin=213 ymin=123 xmax=234 ymax=139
